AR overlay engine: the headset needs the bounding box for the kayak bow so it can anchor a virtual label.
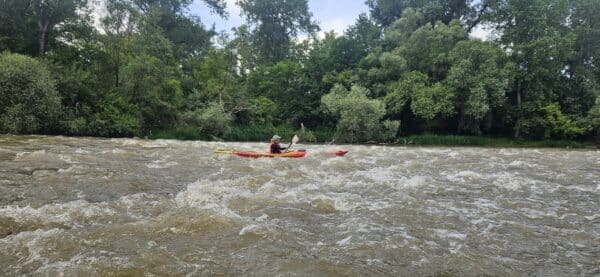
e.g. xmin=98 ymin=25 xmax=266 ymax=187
xmin=324 ymin=149 xmax=349 ymax=156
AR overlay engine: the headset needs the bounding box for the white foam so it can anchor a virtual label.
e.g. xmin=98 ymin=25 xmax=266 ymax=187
xmin=309 ymin=194 xmax=359 ymax=212
xmin=146 ymin=160 xmax=179 ymax=169
xmin=507 ymin=160 xmax=536 ymax=169
xmin=75 ymin=148 xmax=90 ymax=154
xmin=0 ymin=228 xmax=65 ymax=267
xmin=433 ymin=229 xmax=467 ymax=240
xmin=0 ymin=200 xmax=117 ymax=226
xmin=584 ymin=214 xmax=599 ymax=221
xmin=58 ymin=165 xmax=87 ymax=174
xmin=456 ymin=171 xmax=482 ymax=178
xmin=396 ymin=176 xmax=428 ymax=189
xmin=499 ymin=149 xmax=520 ymax=156
xmin=239 ymin=223 xmax=272 ymax=237
xmin=175 ymin=180 xmax=244 ymax=219
xmin=520 ymin=207 xmax=557 ymax=219
xmin=100 ymin=149 xmax=126 ymax=154
xmin=491 ymin=172 xmax=535 ymax=191
xmin=336 ymin=235 xmax=352 ymax=246
xmin=14 ymin=150 xmax=47 ymax=161
xmin=58 ymin=154 xmax=76 ymax=164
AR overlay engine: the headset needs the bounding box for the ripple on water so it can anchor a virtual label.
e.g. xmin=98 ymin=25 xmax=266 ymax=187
xmin=0 ymin=136 xmax=598 ymax=276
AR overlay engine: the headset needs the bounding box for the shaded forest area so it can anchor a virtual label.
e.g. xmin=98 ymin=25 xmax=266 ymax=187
xmin=1 ymin=0 xmax=599 ymax=143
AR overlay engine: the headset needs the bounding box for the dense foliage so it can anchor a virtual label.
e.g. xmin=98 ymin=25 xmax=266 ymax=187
xmin=0 ymin=0 xmax=598 ymax=143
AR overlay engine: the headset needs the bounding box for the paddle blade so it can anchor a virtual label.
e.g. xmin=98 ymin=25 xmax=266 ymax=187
xmin=292 ymin=135 xmax=299 ymax=144
xmin=214 ymin=149 xmax=236 ymax=154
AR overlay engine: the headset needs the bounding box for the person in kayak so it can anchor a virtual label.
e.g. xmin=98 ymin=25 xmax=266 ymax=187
xmin=270 ymin=135 xmax=288 ymax=154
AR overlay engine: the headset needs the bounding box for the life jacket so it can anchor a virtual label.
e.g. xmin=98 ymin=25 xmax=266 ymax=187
xmin=270 ymin=143 xmax=283 ymax=154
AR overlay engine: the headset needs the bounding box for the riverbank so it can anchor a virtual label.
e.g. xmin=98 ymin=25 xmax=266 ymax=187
xmin=149 ymin=127 xmax=596 ymax=149
xmin=394 ymin=135 xmax=595 ymax=148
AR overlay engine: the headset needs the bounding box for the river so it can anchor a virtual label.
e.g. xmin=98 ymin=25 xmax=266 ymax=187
xmin=0 ymin=135 xmax=598 ymax=276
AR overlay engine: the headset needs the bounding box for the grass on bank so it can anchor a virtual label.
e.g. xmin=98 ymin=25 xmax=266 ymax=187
xmin=150 ymin=126 xmax=595 ymax=148
xmin=396 ymin=135 xmax=594 ymax=148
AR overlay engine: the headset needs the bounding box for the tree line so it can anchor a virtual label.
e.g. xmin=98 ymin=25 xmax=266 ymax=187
xmin=0 ymin=0 xmax=598 ymax=142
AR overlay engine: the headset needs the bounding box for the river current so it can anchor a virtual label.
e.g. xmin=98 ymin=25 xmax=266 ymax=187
xmin=0 ymin=135 xmax=598 ymax=276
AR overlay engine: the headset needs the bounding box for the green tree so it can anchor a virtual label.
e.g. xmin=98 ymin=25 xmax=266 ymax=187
xmin=101 ymin=0 xmax=139 ymax=88
xmin=384 ymin=71 xmax=427 ymax=116
xmin=0 ymin=52 xmax=61 ymax=133
xmin=89 ymin=92 xmax=142 ymax=137
xmin=410 ymin=82 xmax=455 ymax=121
xmin=31 ymin=0 xmax=89 ymax=55
xmin=229 ymin=24 xmax=259 ymax=74
xmin=586 ymin=98 xmax=600 ymax=137
xmin=366 ymin=0 xmax=471 ymax=27
xmin=0 ymin=0 xmax=37 ymax=55
xmin=246 ymin=60 xmax=313 ymax=125
xmin=237 ymin=0 xmax=319 ymax=64
xmin=0 ymin=0 xmax=90 ymax=56
xmin=322 ymin=84 xmax=399 ymax=142
xmin=396 ymin=19 xmax=468 ymax=82
xmin=488 ymin=0 xmax=596 ymax=138
xmin=539 ymin=103 xmax=586 ymax=139
xmin=446 ymin=40 xmax=512 ymax=134
xmin=120 ymin=55 xmax=182 ymax=132
xmin=346 ymin=13 xmax=382 ymax=57
xmin=181 ymin=102 xmax=232 ymax=137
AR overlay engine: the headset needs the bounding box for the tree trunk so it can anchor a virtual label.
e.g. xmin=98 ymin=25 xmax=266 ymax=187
xmin=457 ymin=108 xmax=466 ymax=134
xmin=38 ymin=21 xmax=49 ymax=55
xmin=514 ymin=81 xmax=522 ymax=138
xmin=115 ymin=45 xmax=120 ymax=87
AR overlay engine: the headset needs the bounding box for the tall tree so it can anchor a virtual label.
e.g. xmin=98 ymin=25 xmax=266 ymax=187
xmin=132 ymin=0 xmax=225 ymax=15
xmin=366 ymin=0 xmax=472 ymax=27
xmin=0 ymin=0 xmax=89 ymax=56
xmin=31 ymin=0 xmax=88 ymax=55
xmin=346 ymin=13 xmax=382 ymax=57
xmin=446 ymin=40 xmax=512 ymax=134
xmin=237 ymin=0 xmax=319 ymax=64
xmin=101 ymin=0 xmax=138 ymax=88
xmin=0 ymin=0 xmax=37 ymax=55
xmin=488 ymin=0 xmax=593 ymax=138
xmin=132 ymin=0 xmax=222 ymax=58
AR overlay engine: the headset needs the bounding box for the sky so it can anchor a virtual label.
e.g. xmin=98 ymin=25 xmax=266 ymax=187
xmin=188 ymin=0 xmax=371 ymax=36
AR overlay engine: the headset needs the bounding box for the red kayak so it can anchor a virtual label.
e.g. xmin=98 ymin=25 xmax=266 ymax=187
xmin=214 ymin=149 xmax=307 ymax=158
xmin=324 ymin=149 xmax=349 ymax=156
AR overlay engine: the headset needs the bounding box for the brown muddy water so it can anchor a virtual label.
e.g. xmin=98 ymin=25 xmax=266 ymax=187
xmin=0 ymin=135 xmax=598 ymax=276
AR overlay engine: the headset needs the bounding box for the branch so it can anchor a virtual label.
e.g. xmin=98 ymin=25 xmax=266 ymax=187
xmin=466 ymin=0 xmax=493 ymax=33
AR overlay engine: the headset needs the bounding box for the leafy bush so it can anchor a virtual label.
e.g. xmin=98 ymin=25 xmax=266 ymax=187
xmin=151 ymin=127 xmax=202 ymax=140
xmin=322 ymin=84 xmax=400 ymax=142
xmin=585 ymin=97 xmax=600 ymax=137
xmin=541 ymin=103 xmax=586 ymax=139
xmin=181 ymin=102 xmax=232 ymax=138
xmin=0 ymin=52 xmax=61 ymax=133
xmin=249 ymin=96 xmax=277 ymax=125
xmin=63 ymin=117 xmax=89 ymax=136
xmin=88 ymin=93 xmax=142 ymax=137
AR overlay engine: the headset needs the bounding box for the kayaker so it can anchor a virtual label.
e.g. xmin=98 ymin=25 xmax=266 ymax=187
xmin=270 ymin=135 xmax=288 ymax=154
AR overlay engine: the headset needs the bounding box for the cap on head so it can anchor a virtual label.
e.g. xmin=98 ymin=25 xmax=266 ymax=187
xmin=272 ymin=135 xmax=281 ymax=140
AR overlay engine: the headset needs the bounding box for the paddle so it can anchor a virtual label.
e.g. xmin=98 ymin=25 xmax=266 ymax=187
xmin=285 ymin=135 xmax=299 ymax=152
xmin=214 ymin=149 xmax=237 ymax=154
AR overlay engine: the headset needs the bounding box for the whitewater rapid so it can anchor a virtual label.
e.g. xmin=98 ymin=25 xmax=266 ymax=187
xmin=0 ymin=135 xmax=598 ymax=275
